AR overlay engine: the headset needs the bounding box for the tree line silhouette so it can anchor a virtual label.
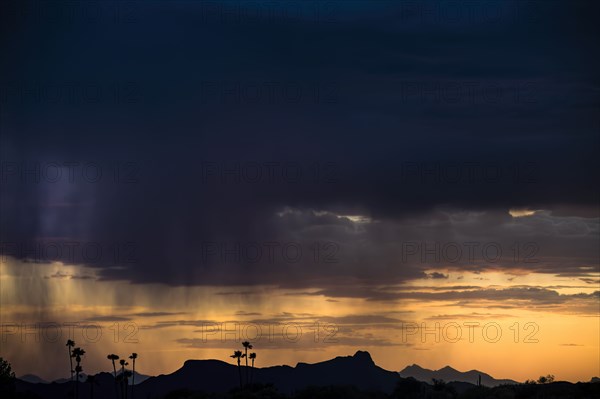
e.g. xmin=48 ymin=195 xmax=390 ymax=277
xmin=64 ymin=338 xmax=259 ymax=397
xmin=1 ymin=353 xmax=599 ymax=399
xmin=230 ymin=341 xmax=257 ymax=390
xmin=65 ymin=339 xmax=138 ymax=399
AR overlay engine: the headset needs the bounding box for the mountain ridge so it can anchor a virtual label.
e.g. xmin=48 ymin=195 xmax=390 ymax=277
xmin=399 ymin=363 xmax=518 ymax=387
xmin=14 ymin=351 xmax=398 ymax=398
xmin=13 ymin=352 xmax=600 ymax=398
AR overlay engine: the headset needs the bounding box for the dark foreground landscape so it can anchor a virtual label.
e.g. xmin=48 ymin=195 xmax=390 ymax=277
xmin=3 ymin=351 xmax=599 ymax=399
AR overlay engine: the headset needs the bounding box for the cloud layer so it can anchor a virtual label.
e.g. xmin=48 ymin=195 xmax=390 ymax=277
xmin=1 ymin=0 xmax=598 ymax=295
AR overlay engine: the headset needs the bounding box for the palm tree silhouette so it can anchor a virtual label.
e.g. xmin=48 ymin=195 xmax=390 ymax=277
xmin=230 ymin=350 xmax=243 ymax=389
xmin=123 ymin=370 xmax=133 ymax=399
xmin=74 ymin=365 xmax=83 ymax=398
xmin=107 ymin=354 xmax=119 ymax=379
xmin=66 ymin=340 xmax=75 ymax=382
xmin=71 ymin=347 xmax=85 ymax=399
xmin=242 ymin=341 xmax=252 ymax=386
xmin=85 ymin=375 xmax=98 ymax=399
xmin=249 ymin=352 xmax=256 ymax=384
xmin=119 ymin=359 xmax=129 ymax=399
xmin=107 ymin=354 xmax=120 ymax=399
xmin=128 ymin=353 xmax=138 ymax=399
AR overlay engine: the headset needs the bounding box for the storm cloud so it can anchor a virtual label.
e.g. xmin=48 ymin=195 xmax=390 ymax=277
xmin=1 ymin=0 xmax=598 ymax=294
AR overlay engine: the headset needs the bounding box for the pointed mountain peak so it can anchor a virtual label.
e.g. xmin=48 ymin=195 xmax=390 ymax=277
xmin=353 ymin=350 xmax=374 ymax=364
xmin=18 ymin=374 xmax=49 ymax=384
xmin=400 ymin=364 xmax=425 ymax=372
xmin=439 ymin=365 xmax=457 ymax=372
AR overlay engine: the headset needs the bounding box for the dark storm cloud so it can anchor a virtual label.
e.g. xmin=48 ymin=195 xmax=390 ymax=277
xmin=235 ymin=311 xmax=263 ymax=316
xmin=239 ymin=313 xmax=407 ymax=328
xmin=580 ymin=278 xmax=600 ymax=284
xmin=176 ymin=334 xmax=406 ymax=350
xmin=130 ymin=311 xmax=187 ymax=317
xmin=44 ymin=271 xmax=95 ymax=280
xmin=84 ymin=315 xmax=131 ymax=322
xmin=170 ymin=310 xmax=413 ymax=349
xmin=425 ymin=313 xmax=514 ymax=321
xmin=307 ymin=285 xmax=599 ymax=306
xmin=427 ymin=272 xmax=449 ymax=279
xmin=142 ymin=311 xmax=409 ymax=342
xmin=143 ymin=319 xmax=222 ymax=330
xmin=1 ymin=1 xmax=598 ymax=292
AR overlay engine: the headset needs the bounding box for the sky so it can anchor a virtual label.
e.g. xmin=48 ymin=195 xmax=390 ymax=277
xmin=0 ymin=0 xmax=599 ymax=384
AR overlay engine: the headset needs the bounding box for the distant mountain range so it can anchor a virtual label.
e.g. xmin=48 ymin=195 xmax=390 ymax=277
xmin=14 ymin=352 xmax=600 ymax=399
xmin=23 ymin=370 xmax=150 ymax=385
xmin=399 ymin=364 xmax=518 ymax=387
xmin=16 ymin=351 xmax=399 ymax=398
xmin=17 ymin=374 xmax=49 ymax=384
xmin=139 ymin=350 xmax=400 ymax=397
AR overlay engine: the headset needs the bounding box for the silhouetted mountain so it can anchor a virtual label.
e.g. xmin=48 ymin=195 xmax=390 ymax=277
xmin=15 ymin=353 xmax=599 ymax=399
xmin=16 ymin=372 xmax=115 ymax=398
xmin=116 ymin=369 xmax=151 ymax=385
xmin=17 ymin=374 xmax=48 ymax=384
xmin=52 ymin=372 xmax=87 ymax=384
xmin=139 ymin=350 xmax=399 ymax=397
xmin=447 ymin=380 xmax=477 ymax=394
xmin=15 ymin=351 xmax=399 ymax=398
xmin=591 ymin=377 xmax=600 ymax=383
xmin=51 ymin=378 xmax=70 ymax=384
xmin=399 ymin=363 xmax=518 ymax=386
xmin=47 ymin=370 xmax=149 ymax=385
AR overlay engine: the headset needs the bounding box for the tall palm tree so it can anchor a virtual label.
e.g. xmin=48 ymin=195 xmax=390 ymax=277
xmin=119 ymin=359 xmax=129 ymax=399
xmin=128 ymin=353 xmax=138 ymax=399
xmin=242 ymin=341 xmax=252 ymax=386
xmin=74 ymin=365 xmax=83 ymax=398
xmin=230 ymin=350 xmax=243 ymax=389
xmin=71 ymin=347 xmax=85 ymax=399
xmin=66 ymin=340 xmax=75 ymax=382
xmin=107 ymin=354 xmax=120 ymax=399
xmin=123 ymin=370 xmax=132 ymax=399
xmin=249 ymin=353 xmax=256 ymax=384
xmin=107 ymin=354 xmax=119 ymax=379
xmin=85 ymin=375 xmax=98 ymax=399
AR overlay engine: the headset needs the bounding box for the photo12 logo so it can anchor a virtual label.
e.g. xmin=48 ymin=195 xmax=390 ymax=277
xmin=0 ymin=161 xmax=140 ymax=184
xmin=197 ymin=1 xmax=338 ymax=25
xmin=400 ymin=322 xmax=540 ymax=344
xmin=196 ymin=322 xmax=339 ymax=344
xmin=198 ymin=81 xmax=338 ymax=104
xmin=0 ymin=81 xmax=141 ymax=105
xmin=1 ymin=1 xmax=138 ymax=25
xmin=199 ymin=241 xmax=340 ymax=265
xmin=199 ymin=161 xmax=338 ymax=184
xmin=398 ymin=161 xmax=538 ymax=184
xmin=1 ymin=322 xmax=139 ymax=345
xmin=0 ymin=241 xmax=138 ymax=265
xmin=401 ymin=241 xmax=540 ymax=264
